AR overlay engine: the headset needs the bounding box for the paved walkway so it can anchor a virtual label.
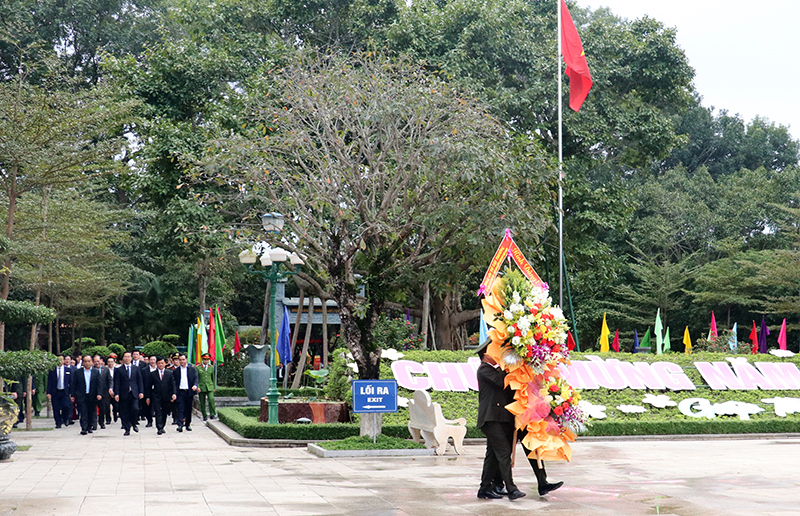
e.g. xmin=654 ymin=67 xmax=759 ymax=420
xmin=2 ymin=418 xmax=799 ymax=516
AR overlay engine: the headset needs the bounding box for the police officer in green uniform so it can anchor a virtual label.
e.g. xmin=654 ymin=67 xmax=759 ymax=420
xmin=197 ymin=353 xmax=216 ymax=421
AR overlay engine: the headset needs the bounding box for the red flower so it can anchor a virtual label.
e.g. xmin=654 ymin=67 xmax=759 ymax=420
xmin=530 ymin=308 xmax=538 ymax=316
xmin=562 ymin=402 xmax=569 ymax=409
xmin=514 ymin=326 xmax=522 ymax=337
xmin=553 ymin=406 xmax=563 ymax=416
xmin=551 ymin=345 xmax=560 ymax=353
xmin=535 ymin=331 xmax=543 ymax=340
xmin=549 ymin=384 xmax=559 ymax=392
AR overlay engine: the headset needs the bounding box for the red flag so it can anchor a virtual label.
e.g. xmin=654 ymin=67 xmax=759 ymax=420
xmin=234 ymin=331 xmax=241 ymax=354
xmin=612 ymin=329 xmax=620 ymax=352
xmin=778 ymin=318 xmax=788 ymax=350
xmin=208 ymin=310 xmax=216 ymax=362
xmin=710 ymin=311 xmax=718 ymax=339
xmin=567 ymin=331 xmax=576 ymax=351
xmin=749 ymin=321 xmax=758 ymax=354
xmin=560 ymin=0 xmax=593 ymax=111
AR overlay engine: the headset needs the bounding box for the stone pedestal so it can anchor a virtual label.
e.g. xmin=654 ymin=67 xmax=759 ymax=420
xmin=360 ymin=412 xmax=383 ymax=438
xmin=258 ymin=399 xmax=350 ymax=423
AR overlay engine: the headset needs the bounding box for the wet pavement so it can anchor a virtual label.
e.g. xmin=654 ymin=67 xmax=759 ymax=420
xmin=2 ymin=417 xmax=799 ymax=516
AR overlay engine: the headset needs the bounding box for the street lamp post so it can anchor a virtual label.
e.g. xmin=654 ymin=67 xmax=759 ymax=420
xmin=238 ymin=214 xmax=303 ymax=424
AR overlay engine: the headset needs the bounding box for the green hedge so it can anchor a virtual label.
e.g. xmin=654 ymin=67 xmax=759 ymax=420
xmin=585 ymin=418 xmax=800 ymax=436
xmin=214 ymin=387 xmax=324 ymax=398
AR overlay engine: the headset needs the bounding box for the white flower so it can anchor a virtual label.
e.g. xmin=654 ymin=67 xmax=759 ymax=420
xmin=512 ymin=291 xmax=521 ymax=303
xmin=578 ymin=401 xmax=607 ymax=419
xmin=517 ymin=317 xmax=531 ymax=332
xmin=503 ymin=310 xmax=513 ymax=320
xmin=512 ymin=336 xmax=521 ymax=346
xmin=510 ymin=303 xmax=525 ymax=314
xmin=555 ymin=395 xmax=564 ymax=404
xmin=544 ymin=395 xmax=553 ymax=404
xmin=616 ymin=404 xmax=647 ymax=414
xmin=550 ymin=307 xmax=564 ymax=320
xmin=642 ymin=394 xmax=677 ymax=408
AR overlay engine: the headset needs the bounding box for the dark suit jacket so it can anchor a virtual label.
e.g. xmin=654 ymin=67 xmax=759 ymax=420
xmin=46 ymin=365 xmax=73 ymax=395
xmin=172 ymin=365 xmax=198 ymax=394
xmin=70 ymin=367 xmax=100 ymax=403
xmin=148 ymin=368 xmax=176 ymax=402
xmin=477 ymin=362 xmax=514 ymax=428
xmin=98 ymin=366 xmax=115 ymax=400
xmin=113 ymin=363 xmax=143 ymax=400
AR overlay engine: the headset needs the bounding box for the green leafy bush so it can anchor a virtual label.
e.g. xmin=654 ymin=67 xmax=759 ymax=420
xmin=75 ymin=337 xmax=96 ymax=349
xmin=317 ymin=434 xmax=425 ymax=450
xmin=108 ymin=343 xmax=126 ymax=357
xmin=238 ymin=327 xmax=261 ymax=346
xmin=81 ymin=346 xmax=111 ymax=359
xmin=0 ymin=300 xmax=56 ymax=325
xmin=373 ymin=315 xmax=424 ymax=351
xmin=142 ymin=340 xmax=178 ymax=359
xmin=324 ymin=349 xmax=353 ymax=403
xmin=162 ymin=334 xmax=181 ymax=344
xmin=693 ymin=329 xmax=750 ymax=354
xmin=0 ymin=350 xmax=61 ymax=381
xmin=218 ymin=348 xmax=247 ymax=387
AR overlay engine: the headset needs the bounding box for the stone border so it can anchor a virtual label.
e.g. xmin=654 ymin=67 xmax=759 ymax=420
xmin=307 ymin=443 xmax=435 ymax=458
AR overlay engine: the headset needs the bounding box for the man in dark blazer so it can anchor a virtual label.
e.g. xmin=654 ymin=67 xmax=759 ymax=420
xmin=71 ymin=356 xmax=101 ymax=435
xmin=46 ymin=353 xmax=73 ymax=428
xmin=476 ymin=340 xmax=525 ymax=500
xmin=112 ymin=351 xmax=144 ymax=436
xmin=173 ymin=353 xmax=199 ymax=432
xmin=147 ymin=357 xmax=177 ymax=435
xmin=97 ymin=356 xmax=117 ymax=429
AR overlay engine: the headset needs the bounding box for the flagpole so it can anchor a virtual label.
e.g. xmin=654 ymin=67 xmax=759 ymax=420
xmin=557 ymin=0 xmax=564 ymax=309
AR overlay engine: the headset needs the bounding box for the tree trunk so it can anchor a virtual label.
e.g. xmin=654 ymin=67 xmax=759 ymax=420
xmin=431 ymin=291 xmax=481 ymax=351
xmin=285 ymin=289 xmax=304 ymax=388
xmin=55 ymin=314 xmax=61 ymax=354
xmin=334 ymin=276 xmax=380 ymax=380
xmin=291 ymin=297 xmax=315 ymax=389
xmin=322 ymin=299 xmax=329 ymax=368
xmin=71 ymin=324 xmax=76 ymax=353
xmin=99 ymin=304 xmax=106 ymax=346
xmin=0 ymin=172 xmax=18 ymax=351
xmin=420 ymin=280 xmax=430 ymax=350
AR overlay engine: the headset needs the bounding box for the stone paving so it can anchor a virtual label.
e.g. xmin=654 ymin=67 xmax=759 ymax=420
xmin=2 ymin=417 xmax=800 ymax=516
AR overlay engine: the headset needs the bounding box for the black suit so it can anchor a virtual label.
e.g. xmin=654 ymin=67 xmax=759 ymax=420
xmin=135 ymin=361 xmax=151 ymax=423
xmin=148 ymin=368 xmax=176 ymax=431
xmin=477 ymin=361 xmax=518 ymax=493
xmin=113 ymin=363 xmax=143 ymax=432
xmin=98 ymin=366 xmax=115 ymax=425
xmin=71 ymin=367 xmax=100 ymax=432
xmin=46 ymin=365 xmax=74 ymax=427
xmin=173 ymin=365 xmax=198 ymax=429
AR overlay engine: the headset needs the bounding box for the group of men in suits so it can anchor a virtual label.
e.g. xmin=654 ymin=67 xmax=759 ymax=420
xmin=475 ymin=340 xmax=563 ymax=501
xmin=46 ymin=350 xmax=206 ymax=436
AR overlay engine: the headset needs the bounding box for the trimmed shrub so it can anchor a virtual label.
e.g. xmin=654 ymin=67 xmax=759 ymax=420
xmin=76 ymin=337 xmax=96 ymax=349
xmin=162 ymin=334 xmax=181 ymax=344
xmin=142 ymin=340 xmax=178 ymax=360
xmin=0 ymin=350 xmax=61 ymax=381
xmin=108 ymin=343 xmax=126 ymax=357
xmin=81 ymin=346 xmax=111 ymax=359
xmin=218 ymin=348 xmax=247 ymax=387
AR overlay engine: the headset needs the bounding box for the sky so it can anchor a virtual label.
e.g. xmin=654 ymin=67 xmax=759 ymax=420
xmin=586 ymin=0 xmax=800 ymax=139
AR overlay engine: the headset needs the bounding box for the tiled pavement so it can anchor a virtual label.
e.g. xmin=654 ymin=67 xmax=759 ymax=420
xmin=2 ymin=418 xmax=799 ymax=516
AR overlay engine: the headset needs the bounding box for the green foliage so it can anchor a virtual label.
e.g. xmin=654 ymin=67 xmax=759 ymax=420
xmin=141 ymin=340 xmax=178 ymax=360
xmin=81 ymin=346 xmax=111 ymax=359
xmin=693 ymin=330 xmax=749 ymax=354
xmin=75 ymin=337 xmax=96 ymax=347
xmin=324 ymin=349 xmax=354 ymax=403
xmin=0 ymin=350 xmax=61 ymax=381
xmin=585 ymin=418 xmax=800 ymax=436
xmin=372 ymin=316 xmax=423 ymax=351
xmin=237 ymin=328 xmax=261 ymax=347
xmin=0 ymin=300 xmax=56 ymax=325
xmin=107 ymin=344 xmax=126 ymax=357
xmin=217 ymin=349 xmax=247 ymax=388
xmin=317 ymin=434 xmax=425 ymax=451
xmin=162 ymin=334 xmax=181 ymax=344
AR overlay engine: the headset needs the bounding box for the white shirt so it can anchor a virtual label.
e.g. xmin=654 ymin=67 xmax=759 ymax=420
xmin=83 ymin=368 xmax=92 ymax=394
xmin=57 ymin=366 xmax=64 ymax=390
xmin=179 ymin=366 xmax=189 ymax=390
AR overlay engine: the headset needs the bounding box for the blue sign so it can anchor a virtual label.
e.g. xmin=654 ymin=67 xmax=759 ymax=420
xmin=352 ymin=380 xmax=398 ymax=413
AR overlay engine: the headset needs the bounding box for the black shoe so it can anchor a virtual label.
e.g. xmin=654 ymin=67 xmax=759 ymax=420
xmin=185 ymin=426 xmax=192 ymax=431
xmin=491 ymin=485 xmax=508 ymax=497
xmin=113 ymin=415 xmax=118 ymax=422
xmin=157 ymin=429 xmax=164 ymax=435
xmin=538 ymin=481 xmax=563 ymax=496
xmin=12 ymin=422 xmax=19 ymax=428
xmin=145 ymin=422 xmax=153 ymax=428
xmin=100 ymin=424 xmax=105 ymax=429
xmin=55 ymin=424 xmax=62 ymax=429
xmin=81 ymin=430 xmax=88 ymax=435
xmin=133 ymin=425 xmax=139 ymax=433
xmin=210 ymin=415 xmax=216 ymax=420
xmin=92 ymin=426 xmax=97 ymax=431
xmin=508 ymin=490 xmax=527 ymax=500
xmin=203 ymin=416 xmax=207 ymax=421
xmin=477 ymin=489 xmax=503 ymax=499
xmin=88 ymin=429 xmax=93 ymax=433
xmin=35 ymin=412 xmax=40 ymax=417
xmin=176 ymin=426 xmax=183 ymax=432
xmin=124 ymin=430 xmax=130 ymax=436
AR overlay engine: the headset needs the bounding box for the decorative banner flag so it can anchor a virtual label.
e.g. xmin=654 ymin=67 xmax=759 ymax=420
xmin=633 ymin=329 xmax=640 ymax=353
xmin=198 ymin=316 xmax=208 ymax=363
xmin=664 ymin=327 xmax=671 ymax=353
xmin=759 ymin=315 xmax=770 ymax=354
xmin=654 ymin=309 xmax=663 ymax=355
xmin=641 ymin=327 xmax=651 ymax=351
xmin=611 ymin=329 xmax=620 ymax=352
xmin=276 ymin=306 xmax=292 ymax=366
xmin=479 ymin=308 xmax=489 ymax=345
xmin=567 ymin=331 xmax=577 ymax=351
xmin=683 ymin=326 xmax=692 ymax=354
xmin=728 ymin=322 xmax=738 ymax=351
xmin=778 ymin=318 xmax=788 ymax=350
xmin=208 ymin=307 xmax=217 ymax=362
xmin=214 ymin=306 xmax=226 ymax=365
xmin=749 ymin=321 xmax=758 ymax=354
xmin=560 ymin=0 xmax=593 ymax=111
xmin=187 ymin=324 xmax=197 ymax=364
xmin=599 ymin=313 xmax=610 ymax=352
xmin=709 ymin=311 xmax=718 ymax=340
xmin=477 ymin=230 xmax=543 ymax=295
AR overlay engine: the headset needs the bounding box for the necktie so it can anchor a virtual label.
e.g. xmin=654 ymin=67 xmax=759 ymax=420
xmin=127 ymin=365 xmax=130 ymax=376
xmin=160 ymin=370 xmax=163 ymax=380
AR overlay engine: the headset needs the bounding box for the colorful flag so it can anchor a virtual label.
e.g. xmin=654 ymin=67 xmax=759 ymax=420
xmin=234 ymin=331 xmax=241 ymax=354
xmin=479 ymin=308 xmax=489 ymax=346
xmin=633 ymin=329 xmax=640 ymax=353
xmin=215 ymin=306 xmax=226 ymax=365
xmin=709 ymin=311 xmax=718 ymax=340
xmin=758 ymin=315 xmax=770 ymax=354
xmin=198 ymin=316 xmax=208 ymax=363
xmin=728 ymin=322 xmax=738 ymax=351
xmin=567 ymin=331 xmax=577 ymax=351
xmin=599 ymin=313 xmax=610 ymax=352
xmin=187 ymin=324 xmax=197 ymax=364
xmin=778 ymin=318 xmax=788 ymax=350
xmin=683 ymin=326 xmax=692 ymax=354
xmin=641 ymin=327 xmax=651 ymax=352
xmin=654 ymin=309 xmax=663 ymax=355
xmin=611 ymin=329 xmax=619 ymax=352
xmin=749 ymin=321 xmax=758 ymax=354
xmin=276 ymin=306 xmax=292 ymax=365
xmin=208 ymin=308 xmax=217 ymax=362
xmin=664 ymin=326 xmax=671 ymax=353
xmin=560 ymin=0 xmax=593 ymax=111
